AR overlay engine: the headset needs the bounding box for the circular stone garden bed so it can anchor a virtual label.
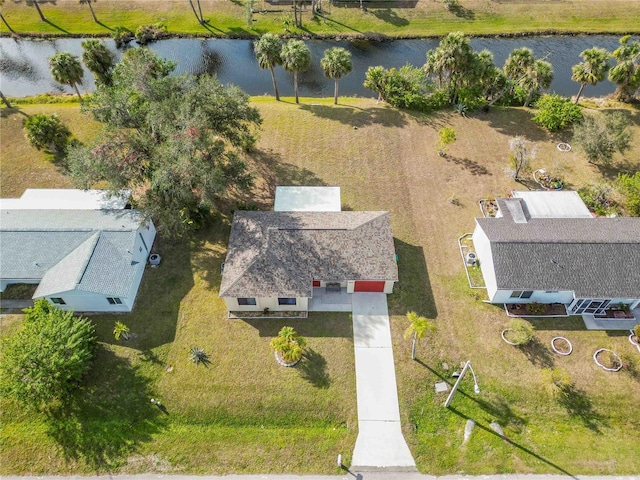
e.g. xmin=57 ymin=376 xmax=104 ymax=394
xmin=593 ymin=348 xmax=622 ymax=372
xmin=551 ymin=336 xmax=573 ymax=356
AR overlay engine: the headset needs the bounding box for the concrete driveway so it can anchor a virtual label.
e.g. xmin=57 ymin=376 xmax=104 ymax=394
xmin=351 ymin=293 xmax=416 ymax=472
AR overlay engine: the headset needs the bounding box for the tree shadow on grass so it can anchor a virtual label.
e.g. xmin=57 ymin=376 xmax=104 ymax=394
xmin=45 ymin=346 xmax=166 ymax=469
xmin=448 ymin=3 xmax=475 ymax=19
xmin=518 ymin=337 xmax=555 ymax=368
xmin=370 ymin=8 xmax=409 ymax=26
xmin=248 ymin=148 xmax=327 ymax=202
xmin=298 ymin=348 xmax=331 ymax=388
xmin=447 ymin=406 xmax=578 ymax=478
xmin=298 ymin=103 xmax=409 ymax=128
xmin=477 ymin=108 xmax=550 ymax=142
xmin=558 ymin=385 xmax=607 ymax=433
xmin=445 ymin=155 xmax=492 ymax=176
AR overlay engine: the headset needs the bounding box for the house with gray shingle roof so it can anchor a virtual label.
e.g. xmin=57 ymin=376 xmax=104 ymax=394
xmin=219 ymin=210 xmax=398 ymax=313
xmin=0 ymin=190 xmax=156 ymax=312
xmin=472 ymin=194 xmax=640 ymax=319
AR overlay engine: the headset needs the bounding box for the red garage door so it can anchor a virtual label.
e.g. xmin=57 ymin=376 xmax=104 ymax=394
xmin=354 ymin=281 xmax=386 ymax=292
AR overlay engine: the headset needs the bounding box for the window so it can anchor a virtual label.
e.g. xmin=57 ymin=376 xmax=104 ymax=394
xmin=510 ymin=291 xmax=534 ymax=299
xmin=238 ymin=298 xmax=257 ymax=306
xmin=50 ymin=297 xmax=66 ymax=305
xmin=278 ymin=298 xmax=297 ymax=306
xmin=107 ymin=297 xmax=123 ymax=305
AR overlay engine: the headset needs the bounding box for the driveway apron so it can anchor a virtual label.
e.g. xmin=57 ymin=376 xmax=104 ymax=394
xmin=351 ymin=293 xmax=416 ymax=471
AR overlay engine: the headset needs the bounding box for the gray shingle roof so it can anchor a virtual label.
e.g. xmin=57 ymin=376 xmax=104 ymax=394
xmin=1 ymin=209 xmax=145 ymax=298
xmin=476 ymin=216 xmax=640 ymax=298
xmin=220 ymin=211 xmax=398 ymax=297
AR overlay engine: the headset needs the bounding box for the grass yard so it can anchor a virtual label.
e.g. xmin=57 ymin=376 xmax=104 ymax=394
xmin=1 ymin=0 xmax=640 ymax=38
xmin=1 ymin=98 xmax=640 ymax=474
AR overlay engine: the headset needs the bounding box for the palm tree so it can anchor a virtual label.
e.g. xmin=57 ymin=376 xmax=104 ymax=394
xmin=504 ymin=47 xmax=553 ymax=106
xmin=78 ymin=0 xmax=98 ymax=23
xmin=363 ymin=65 xmax=385 ymax=102
xmin=608 ymin=35 xmax=640 ymax=102
xmin=81 ymin=39 xmax=114 ymax=86
xmin=280 ymin=39 xmax=311 ymax=104
xmin=113 ymin=321 xmax=130 ymax=341
xmin=49 ymin=52 xmax=84 ymax=101
xmin=572 ymin=47 xmax=611 ymax=104
xmin=270 ymin=326 xmax=307 ymax=366
xmin=254 ymin=33 xmax=283 ymax=101
xmin=404 ymin=311 xmax=435 ymax=360
xmin=424 ymin=32 xmax=477 ymax=102
xmin=0 ymin=90 xmax=11 ymax=108
xmin=320 ymin=47 xmax=352 ymax=104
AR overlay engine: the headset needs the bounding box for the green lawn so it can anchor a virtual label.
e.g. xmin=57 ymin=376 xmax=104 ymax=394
xmin=1 ymin=0 xmax=640 ymax=37
xmin=1 ymin=99 xmax=640 ymax=474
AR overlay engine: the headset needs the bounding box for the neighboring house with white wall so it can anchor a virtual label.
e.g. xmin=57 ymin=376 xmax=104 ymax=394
xmin=471 ymin=192 xmax=640 ymax=318
xmin=0 ymin=189 xmax=155 ymax=312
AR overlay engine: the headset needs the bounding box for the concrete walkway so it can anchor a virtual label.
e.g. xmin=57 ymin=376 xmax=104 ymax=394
xmin=351 ymin=293 xmax=416 ymax=472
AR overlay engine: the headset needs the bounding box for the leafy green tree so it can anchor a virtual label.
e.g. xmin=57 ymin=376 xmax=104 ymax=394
xmin=23 ymin=113 xmax=70 ymax=154
xmin=78 ymin=0 xmax=98 ymax=22
xmin=363 ymin=65 xmax=385 ymax=102
xmin=281 ymin=39 xmax=311 ymax=104
xmin=404 ymin=311 xmax=436 ymax=360
xmin=81 ymin=39 xmax=115 ymax=86
xmin=504 ymin=47 xmax=553 ymax=106
xmin=320 ymin=47 xmax=353 ymax=104
xmin=618 ymin=172 xmax=640 ymax=216
xmin=424 ymin=32 xmax=478 ymax=103
xmin=0 ymin=299 xmax=96 ymax=411
xmin=49 ymin=52 xmax=85 ymax=101
xmin=532 ymin=94 xmax=583 ymax=132
xmin=254 ymin=33 xmax=283 ymax=101
xmin=270 ymin=326 xmax=307 ymax=365
xmin=608 ymin=35 xmax=640 ymax=102
xmin=505 ymin=318 xmax=535 ymax=346
xmin=572 ymin=111 xmax=632 ymax=165
xmin=436 ymin=126 xmax=456 ymax=157
xmin=70 ymin=48 xmax=260 ymax=239
xmin=571 ymin=47 xmax=611 ymax=104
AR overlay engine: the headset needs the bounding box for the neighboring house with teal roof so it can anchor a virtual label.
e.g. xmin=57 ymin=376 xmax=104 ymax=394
xmin=0 ymin=190 xmax=155 ymax=312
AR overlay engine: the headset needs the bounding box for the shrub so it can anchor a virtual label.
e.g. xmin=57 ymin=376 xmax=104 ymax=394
xmin=189 ymin=346 xmax=210 ymax=366
xmin=0 ymin=300 xmax=96 ymax=411
xmin=542 ymin=367 xmax=573 ymax=397
xmin=23 ymin=113 xmax=70 ymax=154
xmin=270 ymin=326 xmax=306 ymax=364
xmin=572 ymin=111 xmax=632 ymax=165
xmin=578 ymin=184 xmax=619 ymax=216
xmin=437 ymin=127 xmax=456 ymax=157
xmin=617 ymin=172 xmax=640 ymax=216
xmin=532 ymin=94 xmax=583 ymax=131
xmin=112 ymin=26 xmax=134 ymax=48
xmin=134 ymin=23 xmax=167 ymax=45
xmin=506 ymin=318 xmax=535 ymax=346
xmin=525 ymin=302 xmax=547 ymax=316
xmin=113 ymin=321 xmax=130 ymax=341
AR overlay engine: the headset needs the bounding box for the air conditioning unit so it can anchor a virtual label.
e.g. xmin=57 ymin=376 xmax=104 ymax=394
xmin=149 ymin=253 xmax=161 ymax=266
xmin=465 ymin=252 xmax=477 ymax=266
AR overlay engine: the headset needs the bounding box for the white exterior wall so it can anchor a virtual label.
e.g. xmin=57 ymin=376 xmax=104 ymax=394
xmin=472 ymin=223 xmax=499 ymax=301
xmin=122 ymin=221 xmax=156 ymax=311
xmin=42 ymin=290 xmax=132 ymax=312
xmin=492 ymin=290 xmax=575 ymax=305
xmin=224 ymin=297 xmax=309 ymax=312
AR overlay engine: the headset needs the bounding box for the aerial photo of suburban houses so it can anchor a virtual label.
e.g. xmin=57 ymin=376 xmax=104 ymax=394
xmin=1 ymin=0 xmax=639 ymax=477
